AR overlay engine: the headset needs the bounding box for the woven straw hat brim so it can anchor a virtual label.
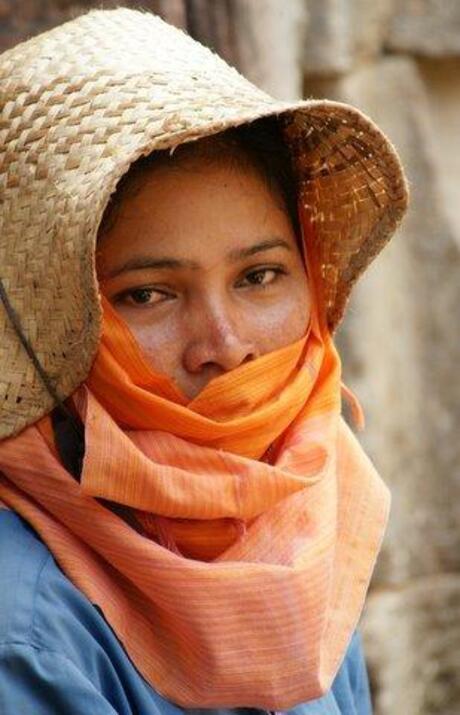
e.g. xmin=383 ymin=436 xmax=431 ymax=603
xmin=0 ymin=8 xmax=409 ymax=439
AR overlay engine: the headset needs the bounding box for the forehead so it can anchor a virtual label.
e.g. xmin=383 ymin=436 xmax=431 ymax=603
xmin=116 ymin=155 xmax=280 ymax=213
xmin=97 ymin=124 xmax=294 ymax=239
xmin=96 ymin=160 xmax=298 ymax=273
xmin=100 ymin=157 xmax=289 ymax=244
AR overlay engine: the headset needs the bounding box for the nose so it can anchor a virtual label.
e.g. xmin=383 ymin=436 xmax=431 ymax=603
xmin=182 ymin=306 xmax=257 ymax=376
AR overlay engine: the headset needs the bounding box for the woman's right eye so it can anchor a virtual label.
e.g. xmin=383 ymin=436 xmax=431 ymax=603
xmin=116 ymin=287 xmax=172 ymax=306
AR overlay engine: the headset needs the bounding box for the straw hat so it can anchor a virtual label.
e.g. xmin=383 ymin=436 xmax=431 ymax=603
xmin=0 ymin=8 xmax=409 ymax=439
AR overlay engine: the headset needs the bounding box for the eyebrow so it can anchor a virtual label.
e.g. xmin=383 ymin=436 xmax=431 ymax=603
xmin=103 ymin=237 xmax=293 ymax=280
xmin=227 ymin=238 xmax=293 ymax=262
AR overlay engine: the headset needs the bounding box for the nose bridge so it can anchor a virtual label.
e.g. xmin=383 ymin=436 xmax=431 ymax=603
xmin=184 ymin=288 xmax=255 ymax=373
xmin=195 ymin=288 xmax=242 ymax=347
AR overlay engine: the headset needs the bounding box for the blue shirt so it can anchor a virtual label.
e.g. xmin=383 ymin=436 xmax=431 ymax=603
xmin=0 ymin=509 xmax=373 ymax=714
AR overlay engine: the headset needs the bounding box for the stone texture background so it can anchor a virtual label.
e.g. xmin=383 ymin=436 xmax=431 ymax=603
xmin=1 ymin=1 xmax=459 ymax=713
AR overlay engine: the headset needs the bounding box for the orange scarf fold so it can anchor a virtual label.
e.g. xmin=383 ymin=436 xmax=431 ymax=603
xmin=0 ymin=214 xmax=390 ymax=709
xmin=86 ymin=295 xmax=319 ymax=461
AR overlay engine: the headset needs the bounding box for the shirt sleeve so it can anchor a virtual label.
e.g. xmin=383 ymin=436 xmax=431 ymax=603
xmin=0 ymin=643 xmax=120 ymax=715
xmin=351 ymin=630 xmax=374 ymax=715
xmin=333 ymin=629 xmax=374 ymax=715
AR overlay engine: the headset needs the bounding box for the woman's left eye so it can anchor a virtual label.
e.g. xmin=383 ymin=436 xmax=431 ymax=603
xmin=238 ymin=267 xmax=284 ymax=288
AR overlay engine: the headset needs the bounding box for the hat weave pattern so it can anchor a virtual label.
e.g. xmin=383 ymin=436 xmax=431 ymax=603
xmin=0 ymin=8 xmax=409 ymax=439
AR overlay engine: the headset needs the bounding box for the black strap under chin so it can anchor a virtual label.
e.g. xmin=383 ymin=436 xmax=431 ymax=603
xmin=51 ymin=407 xmax=85 ymax=482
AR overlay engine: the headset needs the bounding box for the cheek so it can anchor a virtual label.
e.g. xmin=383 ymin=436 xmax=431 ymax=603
xmin=249 ymin=281 xmax=311 ymax=353
xmin=126 ymin=315 xmax=183 ymax=378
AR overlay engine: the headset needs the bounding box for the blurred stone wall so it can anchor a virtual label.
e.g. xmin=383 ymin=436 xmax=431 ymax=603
xmin=300 ymin=4 xmax=460 ymax=714
xmin=1 ymin=1 xmax=459 ymax=713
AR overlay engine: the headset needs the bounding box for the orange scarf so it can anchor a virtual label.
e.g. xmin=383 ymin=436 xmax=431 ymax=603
xmin=0 ymin=217 xmax=390 ymax=709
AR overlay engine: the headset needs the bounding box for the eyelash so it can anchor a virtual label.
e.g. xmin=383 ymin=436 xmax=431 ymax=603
xmin=237 ymin=266 xmax=286 ymax=288
xmin=114 ymin=266 xmax=287 ymax=307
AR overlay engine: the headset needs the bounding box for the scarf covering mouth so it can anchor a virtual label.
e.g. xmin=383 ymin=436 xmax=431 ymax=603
xmin=0 ymin=219 xmax=390 ymax=709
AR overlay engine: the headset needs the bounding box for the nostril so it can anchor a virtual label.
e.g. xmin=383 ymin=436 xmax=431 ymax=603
xmin=183 ymin=328 xmax=258 ymax=374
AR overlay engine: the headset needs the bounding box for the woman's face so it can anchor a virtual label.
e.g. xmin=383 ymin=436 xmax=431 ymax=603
xmin=96 ymin=156 xmax=310 ymax=399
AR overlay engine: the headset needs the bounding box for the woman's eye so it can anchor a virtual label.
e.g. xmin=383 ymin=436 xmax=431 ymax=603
xmin=116 ymin=287 xmax=170 ymax=306
xmin=239 ymin=267 xmax=284 ymax=287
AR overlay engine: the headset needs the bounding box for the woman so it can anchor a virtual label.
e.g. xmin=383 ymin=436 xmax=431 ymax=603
xmin=0 ymin=8 xmax=409 ymax=715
